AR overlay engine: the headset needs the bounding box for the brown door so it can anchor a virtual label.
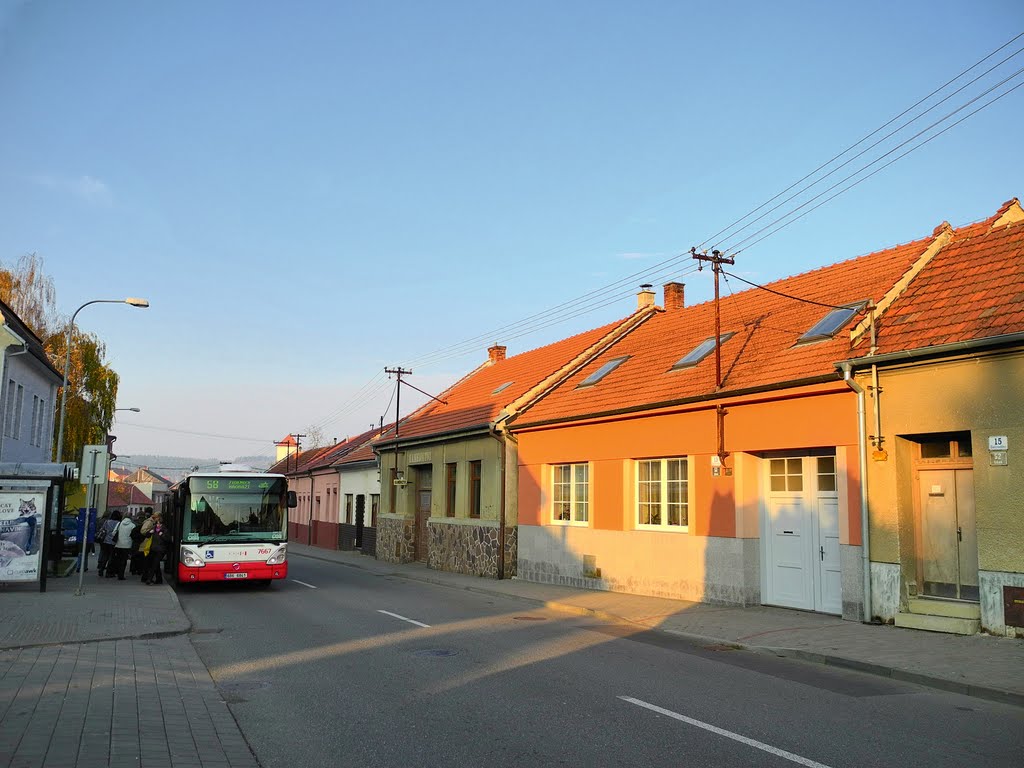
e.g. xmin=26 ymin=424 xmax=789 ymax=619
xmin=414 ymin=490 xmax=431 ymax=563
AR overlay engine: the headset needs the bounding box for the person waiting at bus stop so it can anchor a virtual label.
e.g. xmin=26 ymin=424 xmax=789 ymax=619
xmin=107 ymin=512 xmax=136 ymax=580
xmin=95 ymin=510 xmax=122 ymax=577
xmin=139 ymin=511 xmax=169 ymax=585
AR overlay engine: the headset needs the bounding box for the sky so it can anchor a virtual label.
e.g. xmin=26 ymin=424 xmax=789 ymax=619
xmin=0 ymin=1 xmax=1021 ymax=463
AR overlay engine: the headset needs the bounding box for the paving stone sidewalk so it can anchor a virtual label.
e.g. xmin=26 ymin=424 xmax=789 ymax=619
xmin=290 ymin=542 xmax=1024 ymax=707
xmin=0 ymin=571 xmax=257 ymax=768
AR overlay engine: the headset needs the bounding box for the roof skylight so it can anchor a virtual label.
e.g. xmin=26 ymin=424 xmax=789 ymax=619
xmin=798 ymin=301 xmax=867 ymax=344
xmin=671 ymin=333 xmax=735 ymax=371
xmin=577 ymin=356 xmax=629 ymax=388
xmin=491 ymin=381 xmax=514 ymax=395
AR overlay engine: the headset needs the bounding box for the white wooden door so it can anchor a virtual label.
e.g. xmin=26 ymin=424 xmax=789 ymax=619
xmin=815 ymin=496 xmax=842 ymax=614
xmin=763 ymin=456 xmax=841 ymax=615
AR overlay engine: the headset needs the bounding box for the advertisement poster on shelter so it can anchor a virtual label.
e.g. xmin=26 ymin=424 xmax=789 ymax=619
xmin=0 ymin=490 xmax=46 ymax=582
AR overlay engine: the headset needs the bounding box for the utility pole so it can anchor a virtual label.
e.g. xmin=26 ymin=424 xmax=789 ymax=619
xmin=289 ymin=433 xmax=306 ymax=474
xmin=384 ymin=368 xmax=411 ymax=492
xmin=692 ymin=247 xmax=735 ymax=469
xmin=691 ymin=247 xmax=735 ymax=390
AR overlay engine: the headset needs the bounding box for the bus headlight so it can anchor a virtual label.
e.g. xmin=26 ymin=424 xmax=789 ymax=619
xmin=266 ymin=546 xmax=287 ymax=565
xmin=180 ymin=548 xmax=206 ymax=567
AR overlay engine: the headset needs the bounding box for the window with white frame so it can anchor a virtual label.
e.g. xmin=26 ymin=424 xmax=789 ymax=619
xmin=552 ymin=463 xmax=588 ymax=523
xmin=636 ymin=458 xmax=689 ymax=530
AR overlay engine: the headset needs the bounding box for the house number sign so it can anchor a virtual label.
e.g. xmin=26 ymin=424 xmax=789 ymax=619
xmin=988 ymin=436 xmax=1008 ymax=450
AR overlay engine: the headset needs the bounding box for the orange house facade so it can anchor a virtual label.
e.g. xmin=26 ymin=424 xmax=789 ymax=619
xmin=514 ymin=382 xmax=864 ymax=617
xmin=509 ymin=227 xmax=950 ymax=620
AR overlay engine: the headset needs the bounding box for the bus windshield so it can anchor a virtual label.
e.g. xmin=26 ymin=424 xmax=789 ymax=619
xmin=184 ymin=476 xmax=287 ymax=544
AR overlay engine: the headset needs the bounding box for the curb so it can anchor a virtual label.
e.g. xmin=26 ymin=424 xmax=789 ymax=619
xmin=291 ymin=549 xmax=1024 ymax=710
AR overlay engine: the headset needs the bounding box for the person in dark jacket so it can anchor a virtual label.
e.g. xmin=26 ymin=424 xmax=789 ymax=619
xmin=96 ymin=510 xmax=122 ymax=577
xmin=141 ymin=511 xmax=170 ymax=585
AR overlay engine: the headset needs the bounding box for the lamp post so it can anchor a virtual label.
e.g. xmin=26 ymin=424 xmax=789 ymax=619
xmin=54 ymin=298 xmax=149 ymax=464
xmin=115 ymin=407 xmax=141 ymax=413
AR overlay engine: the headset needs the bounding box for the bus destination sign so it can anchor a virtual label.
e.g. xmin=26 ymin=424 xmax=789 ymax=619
xmin=195 ymin=478 xmax=273 ymax=492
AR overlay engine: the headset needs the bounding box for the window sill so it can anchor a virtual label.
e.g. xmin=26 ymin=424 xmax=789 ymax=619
xmin=635 ymin=525 xmax=690 ymax=534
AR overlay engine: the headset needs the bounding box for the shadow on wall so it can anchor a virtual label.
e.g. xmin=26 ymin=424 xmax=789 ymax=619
xmin=516 ymin=462 xmax=761 ymax=609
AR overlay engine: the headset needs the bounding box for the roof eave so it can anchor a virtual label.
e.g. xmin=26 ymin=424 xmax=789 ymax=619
xmin=837 ymin=332 xmax=1024 ymax=370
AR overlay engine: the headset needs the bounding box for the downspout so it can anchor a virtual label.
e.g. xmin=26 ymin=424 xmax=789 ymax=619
xmin=839 ymin=361 xmax=872 ymax=623
xmin=488 ymin=422 xmax=507 ymax=580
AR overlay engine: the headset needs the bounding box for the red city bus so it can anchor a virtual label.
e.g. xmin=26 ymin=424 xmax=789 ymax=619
xmin=165 ymin=466 xmax=297 ymax=587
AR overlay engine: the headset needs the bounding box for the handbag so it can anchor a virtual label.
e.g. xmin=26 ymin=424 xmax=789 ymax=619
xmin=140 ymin=535 xmax=152 ymax=556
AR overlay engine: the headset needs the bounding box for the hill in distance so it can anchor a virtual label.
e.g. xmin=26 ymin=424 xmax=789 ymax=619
xmin=112 ymin=454 xmax=276 ymax=483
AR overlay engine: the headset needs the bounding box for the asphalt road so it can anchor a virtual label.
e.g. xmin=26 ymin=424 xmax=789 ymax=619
xmin=176 ymin=554 xmax=1024 ymax=768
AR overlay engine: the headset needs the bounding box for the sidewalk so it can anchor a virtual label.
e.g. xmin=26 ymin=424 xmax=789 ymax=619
xmin=0 ymin=570 xmax=257 ymax=768
xmin=289 ymin=542 xmax=1024 ymax=708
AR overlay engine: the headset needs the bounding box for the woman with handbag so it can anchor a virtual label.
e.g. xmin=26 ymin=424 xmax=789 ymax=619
xmin=141 ymin=512 xmax=169 ymax=585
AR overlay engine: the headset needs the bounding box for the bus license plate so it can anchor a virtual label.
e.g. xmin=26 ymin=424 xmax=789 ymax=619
xmin=224 ymin=572 xmax=248 ymax=579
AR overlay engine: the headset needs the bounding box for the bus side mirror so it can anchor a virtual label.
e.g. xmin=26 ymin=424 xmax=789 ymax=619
xmin=287 ymin=491 xmax=298 ymax=508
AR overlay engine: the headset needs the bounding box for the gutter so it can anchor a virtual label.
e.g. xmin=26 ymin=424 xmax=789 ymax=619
xmin=373 ymin=423 xmax=491 ymax=451
xmin=836 ymin=331 xmax=1024 ymax=369
xmin=838 ymin=361 xmax=872 ymax=623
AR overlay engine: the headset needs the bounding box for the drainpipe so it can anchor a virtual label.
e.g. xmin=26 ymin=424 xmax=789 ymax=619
xmin=840 ymin=362 xmax=872 ymax=623
xmin=488 ymin=420 xmax=509 ymax=580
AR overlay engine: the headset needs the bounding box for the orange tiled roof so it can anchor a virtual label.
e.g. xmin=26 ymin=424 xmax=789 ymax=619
xmin=107 ymin=481 xmax=153 ymax=508
xmin=516 ymin=232 xmax=940 ymax=426
xmin=334 ymin=424 xmax=392 ymax=466
xmin=871 ymin=200 xmax=1024 ymax=354
xmin=374 ymin=318 xmax=637 ymax=444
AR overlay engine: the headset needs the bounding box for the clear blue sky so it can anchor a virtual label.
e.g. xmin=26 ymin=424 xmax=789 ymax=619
xmin=1 ymin=1 xmax=1021 ymax=460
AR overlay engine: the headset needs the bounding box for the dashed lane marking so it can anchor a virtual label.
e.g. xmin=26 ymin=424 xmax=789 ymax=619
xmin=378 ymin=610 xmax=431 ymax=628
xmin=619 ymin=696 xmax=833 ymax=768
xmin=291 ymin=579 xmax=318 ymax=589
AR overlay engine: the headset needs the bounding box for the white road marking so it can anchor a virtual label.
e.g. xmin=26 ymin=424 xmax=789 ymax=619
xmin=378 ymin=610 xmax=431 ymax=628
xmin=619 ymin=696 xmax=833 ymax=768
xmin=291 ymin=579 xmax=318 ymax=589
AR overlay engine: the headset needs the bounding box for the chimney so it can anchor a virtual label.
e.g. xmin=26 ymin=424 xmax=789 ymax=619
xmin=663 ymin=282 xmax=685 ymax=311
xmin=488 ymin=343 xmax=506 ymax=363
xmin=637 ymin=284 xmax=655 ymax=310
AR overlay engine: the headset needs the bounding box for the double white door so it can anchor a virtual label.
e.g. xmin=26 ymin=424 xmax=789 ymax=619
xmin=763 ymin=456 xmax=841 ymax=615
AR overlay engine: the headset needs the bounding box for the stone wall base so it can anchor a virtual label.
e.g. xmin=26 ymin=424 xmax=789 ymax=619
xmin=376 ymin=516 xmax=415 ymax=564
xmin=428 ymin=521 xmax=517 ymax=578
xmin=979 ymin=570 xmax=1024 ymax=637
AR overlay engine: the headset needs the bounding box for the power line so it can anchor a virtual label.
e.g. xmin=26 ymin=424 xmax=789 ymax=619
xmin=114 ymin=422 xmax=273 ymax=444
xmin=722 ymin=271 xmax=850 ymax=310
xmin=698 ymin=31 xmax=1024 ymax=252
xmin=729 ymin=75 xmax=1024 ymax=256
xmin=305 ymin=33 xmax=1024 ymax=438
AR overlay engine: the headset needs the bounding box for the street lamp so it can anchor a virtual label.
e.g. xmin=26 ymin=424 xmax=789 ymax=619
xmin=54 ymin=298 xmax=149 ymax=464
xmin=115 ymin=407 xmax=141 ymax=413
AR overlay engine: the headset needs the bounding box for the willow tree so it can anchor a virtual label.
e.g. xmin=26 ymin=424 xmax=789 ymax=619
xmin=0 ymin=253 xmax=120 ymax=462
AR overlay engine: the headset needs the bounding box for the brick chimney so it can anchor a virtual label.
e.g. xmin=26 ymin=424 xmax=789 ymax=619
xmin=637 ymin=284 xmax=655 ymax=310
xmin=663 ymin=282 xmax=685 ymax=311
xmin=488 ymin=343 xmax=506 ymax=363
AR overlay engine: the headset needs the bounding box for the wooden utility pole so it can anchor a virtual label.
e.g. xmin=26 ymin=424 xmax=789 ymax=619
xmin=692 ymin=247 xmax=735 ymax=468
xmin=691 ymin=247 xmax=734 ymax=390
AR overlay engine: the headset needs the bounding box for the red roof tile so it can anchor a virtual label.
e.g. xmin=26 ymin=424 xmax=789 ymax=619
xmin=107 ymin=481 xmax=154 ymax=508
xmin=872 ymin=202 xmax=1024 ymax=354
xmin=375 ymin=317 xmax=642 ymax=444
xmin=516 ymin=233 xmax=938 ymax=426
